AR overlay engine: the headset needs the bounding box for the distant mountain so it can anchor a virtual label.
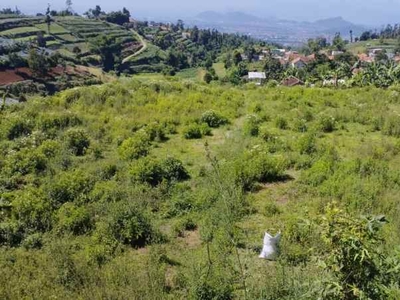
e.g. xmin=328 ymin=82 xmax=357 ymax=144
xmin=195 ymin=11 xmax=263 ymax=24
xmin=310 ymin=17 xmax=365 ymax=34
xmin=189 ymin=11 xmax=368 ymax=45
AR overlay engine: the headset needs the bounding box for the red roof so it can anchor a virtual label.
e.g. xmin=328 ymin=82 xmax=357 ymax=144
xmin=281 ymin=76 xmax=304 ymax=87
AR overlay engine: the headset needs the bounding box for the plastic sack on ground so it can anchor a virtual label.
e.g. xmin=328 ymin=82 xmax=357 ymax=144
xmin=259 ymin=232 xmax=281 ymax=260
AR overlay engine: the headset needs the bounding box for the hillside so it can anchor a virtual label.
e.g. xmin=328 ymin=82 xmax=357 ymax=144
xmin=1 ymin=77 xmax=400 ymax=298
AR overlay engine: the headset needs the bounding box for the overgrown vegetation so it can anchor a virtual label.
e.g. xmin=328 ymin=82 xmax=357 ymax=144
xmin=1 ymin=77 xmax=400 ymax=298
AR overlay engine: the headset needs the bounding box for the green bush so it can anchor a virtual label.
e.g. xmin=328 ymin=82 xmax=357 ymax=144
xmin=119 ymin=131 xmax=151 ymax=160
xmin=233 ymin=150 xmax=286 ymax=190
xmin=130 ymin=157 xmax=190 ymax=186
xmin=4 ymin=117 xmax=33 ymax=140
xmin=47 ymin=170 xmax=94 ymax=207
xmin=243 ymin=114 xmax=260 ymax=136
xmin=4 ymin=149 xmax=47 ymax=176
xmin=11 ymin=189 xmax=52 ymax=233
xmin=317 ymin=115 xmax=336 ymax=133
xmin=200 ymin=110 xmax=228 ymax=128
xmin=297 ymin=133 xmax=317 ymax=155
xmin=275 ymin=116 xmax=288 ymax=130
xmin=173 ymin=217 xmax=197 ymax=237
xmin=65 ymin=128 xmax=90 ymax=156
xmin=102 ymin=203 xmax=155 ymax=247
xmin=183 ymin=123 xmax=211 ymax=139
xmin=144 ymin=123 xmax=168 ymax=142
xmin=55 ymin=203 xmax=92 ymax=235
xmin=382 ymin=115 xmax=400 ymax=137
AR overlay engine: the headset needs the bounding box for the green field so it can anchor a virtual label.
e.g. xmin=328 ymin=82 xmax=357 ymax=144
xmin=347 ymin=38 xmax=398 ymax=54
xmin=0 ymin=26 xmax=41 ymax=38
xmin=1 ymin=77 xmax=400 ymax=298
xmin=35 ymin=23 xmax=69 ymax=34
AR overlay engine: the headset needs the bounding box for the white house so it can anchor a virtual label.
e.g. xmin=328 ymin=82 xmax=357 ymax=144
xmin=248 ymin=72 xmax=266 ymax=85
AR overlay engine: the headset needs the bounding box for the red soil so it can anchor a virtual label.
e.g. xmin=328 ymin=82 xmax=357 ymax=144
xmin=0 ymin=65 xmax=93 ymax=86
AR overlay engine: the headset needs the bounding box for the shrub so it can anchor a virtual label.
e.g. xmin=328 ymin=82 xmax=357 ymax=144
xmin=173 ymin=217 xmax=197 ymax=237
xmin=4 ymin=149 xmax=47 ymax=176
xmin=144 ymin=123 xmax=168 ymax=142
xmin=55 ymin=203 xmax=92 ymax=235
xmin=200 ymin=110 xmax=228 ymax=128
xmin=243 ymin=114 xmax=260 ymax=137
xmin=47 ymin=170 xmax=94 ymax=207
xmin=318 ymin=204 xmax=398 ymax=300
xmin=317 ymin=115 xmax=336 ymax=133
xmin=297 ymin=133 xmax=317 ymax=155
xmin=183 ymin=123 xmax=211 ymax=139
xmin=4 ymin=117 xmax=33 ymax=140
xmin=160 ymin=157 xmax=190 ymax=182
xmin=293 ymin=118 xmax=308 ymax=132
xmin=119 ymin=132 xmax=151 ymax=160
xmin=103 ymin=203 xmax=155 ymax=247
xmin=130 ymin=157 xmax=190 ymax=186
xmin=382 ymin=115 xmax=400 ymax=137
xmin=275 ymin=116 xmax=288 ymax=130
xmin=65 ymin=128 xmax=90 ymax=156
xmin=233 ymin=150 xmax=286 ymax=190
xmin=11 ymin=189 xmax=52 ymax=232
xmin=130 ymin=157 xmax=164 ymax=186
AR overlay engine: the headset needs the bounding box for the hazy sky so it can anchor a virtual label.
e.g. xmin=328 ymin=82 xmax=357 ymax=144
xmin=5 ymin=0 xmax=400 ymax=26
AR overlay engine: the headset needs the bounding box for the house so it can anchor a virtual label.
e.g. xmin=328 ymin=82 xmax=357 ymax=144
xmin=145 ymin=34 xmax=154 ymax=41
xmin=182 ymin=32 xmax=191 ymax=39
xmin=332 ymin=50 xmax=344 ymax=56
xmin=271 ymin=49 xmax=285 ymax=57
xmin=281 ymin=76 xmax=304 ymax=87
xmin=358 ymin=53 xmax=374 ymax=63
xmin=291 ymin=57 xmax=308 ymax=69
xmin=241 ymin=54 xmax=249 ymax=61
xmin=247 ymin=72 xmax=266 ymax=85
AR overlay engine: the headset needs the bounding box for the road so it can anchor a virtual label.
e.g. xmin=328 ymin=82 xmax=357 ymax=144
xmin=122 ymin=30 xmax=148 ymax=64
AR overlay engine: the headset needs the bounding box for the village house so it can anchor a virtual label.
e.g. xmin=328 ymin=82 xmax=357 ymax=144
xmin=281 ymin=76 xmax=304 ymax=87
xmin=247 ymin=72 xmax=266 ymax=85
xmin=291 ymin=57 xmax=308 ymax=69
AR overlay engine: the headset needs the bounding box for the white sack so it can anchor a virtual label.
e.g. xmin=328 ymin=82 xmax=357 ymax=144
xmin=259 ymin=232 xmax=281 ymax=260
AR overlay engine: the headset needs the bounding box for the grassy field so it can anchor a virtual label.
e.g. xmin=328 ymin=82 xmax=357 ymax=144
xmin=0 ymin=26 xmax=41 ymax=38
xmin=35 ymin=23 xmax=69 ymax=34
xmin=1 ymin=77 xmax=400 ymax=299
xmin=213 ymin=62 xmax=227 ymax=78
xmin=347 ymin=38 xmax=398 ymax=54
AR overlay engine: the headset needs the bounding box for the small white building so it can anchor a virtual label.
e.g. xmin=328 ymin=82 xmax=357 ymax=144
xmin=248 ymin=72 xmax=266 ymax=85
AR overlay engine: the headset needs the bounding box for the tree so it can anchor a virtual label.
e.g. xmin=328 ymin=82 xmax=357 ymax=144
xmin=105 ymin=10 xmax=129 ymax=25
xmin=65 ymin=0 xmax=73 ymax=14
xmin=232 ymin=51 xmax=242 ymax=66
xmin=263 ymin=56 xmax=283 ymax=80
xmin=332 ymin=33 xmax=345 ymax=51
xmin=122 ymin=7 xmax=130 ymax=18
xmin=84 ymin=5 xmax=103 ymax=19
xmin=28 ymin=48 xmax=49 ymax=76
xmin=204 ymin=72 xmax=213 ymax=84
xmin=177 ymin=19 xmax=184 ymax=31
xmin=36 ymin=32 xmax=46 ymax=47
xmin=45 ymin=4 xmax=52 ymax=34
xmin=90 ymin=35 xmax=122 ymax=71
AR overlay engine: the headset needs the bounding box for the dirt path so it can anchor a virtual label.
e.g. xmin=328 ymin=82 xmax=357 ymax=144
xmin=122 ymin=30 xmax=148 ymax=64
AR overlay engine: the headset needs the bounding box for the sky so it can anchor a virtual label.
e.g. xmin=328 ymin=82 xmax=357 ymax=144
xmin=5 ymin=0 xmax=400 ymax=26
